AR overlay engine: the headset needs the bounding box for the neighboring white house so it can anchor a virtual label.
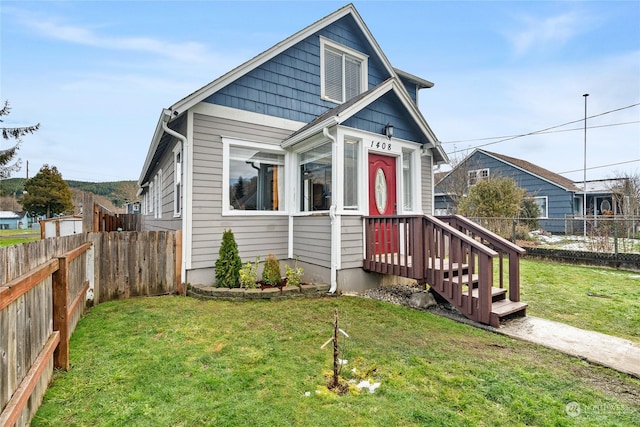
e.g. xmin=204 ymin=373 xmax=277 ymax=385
xmin=137 ymin=4 xmax=448 ymax=292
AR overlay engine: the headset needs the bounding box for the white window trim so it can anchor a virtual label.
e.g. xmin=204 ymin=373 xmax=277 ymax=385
xmin=149 ymin=182 xmax=154 ymax=214
xmin=468 ymin=168 xmax=490 ymax=186
xmin=320 ymin=36 xmax=368 ymax=104
xmin=533 ymin=195 xmax=549 ymax=219
xmin=155 ymin=169 xmax=163 ymax=219
xmin=297 ymin=139 xmax=335 ymax=213
xmin=173 ymin=145 xmax=182 ymax=218
xmin=222 ymin=138 xmax=287 ymax=216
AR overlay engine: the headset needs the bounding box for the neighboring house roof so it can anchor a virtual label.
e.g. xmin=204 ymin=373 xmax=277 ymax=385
xmin=479 ymin=149 xmax=583 ymax=193
xmin=0 ymin=211 xmax=28 ymax=219
xmin=579 ymin=178 xmax=627 ymax=194
xmin=139 ymin=3 xmax=447 ymax=184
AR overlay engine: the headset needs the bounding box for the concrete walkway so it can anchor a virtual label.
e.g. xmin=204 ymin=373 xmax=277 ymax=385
xmin=497 ymin=316 xmax=640 ymax=378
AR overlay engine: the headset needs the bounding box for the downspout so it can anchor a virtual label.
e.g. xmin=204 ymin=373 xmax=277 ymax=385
xmin=162 ymin=109 xmax=189 ymax=287
xmin=323 ymin=127 xmax=338 ymax=294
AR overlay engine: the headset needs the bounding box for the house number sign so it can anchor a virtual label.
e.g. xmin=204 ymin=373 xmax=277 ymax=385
xmin=370 ymin=140 xmax=392 ymax=152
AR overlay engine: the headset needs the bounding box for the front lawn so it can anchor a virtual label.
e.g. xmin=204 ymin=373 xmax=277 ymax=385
xmin=33 ymin=297 xmax=639 ymax=426
xmin=520 ymin=260 xmax=640 ymax=343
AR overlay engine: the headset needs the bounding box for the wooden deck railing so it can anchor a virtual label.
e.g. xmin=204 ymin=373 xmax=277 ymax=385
xmin=437 ymin=215 xmax=526 ymax=302
xmin=364 ymin=215 xmax=499 ymax=324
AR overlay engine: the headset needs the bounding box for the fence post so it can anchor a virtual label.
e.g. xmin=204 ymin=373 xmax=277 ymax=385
xmin=52 ymin=255 xmax=70 ymax=371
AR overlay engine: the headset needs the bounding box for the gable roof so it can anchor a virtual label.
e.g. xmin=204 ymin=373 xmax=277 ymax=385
xmin=167 ymin=3 xmax=400 ymax=117
xmin=140 ymin=3 xmax=446 ymax=184
xmin=282 ymin=77 xmax=448 ymax=164
xmin=479 ymin=149 xmax=582 ymax=192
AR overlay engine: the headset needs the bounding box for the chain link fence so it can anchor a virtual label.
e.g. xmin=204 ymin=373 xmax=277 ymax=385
xmin=462 ymin=216 xmax=640 ymax=254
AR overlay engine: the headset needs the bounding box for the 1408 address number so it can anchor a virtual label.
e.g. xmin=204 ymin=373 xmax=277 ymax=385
xmin=370 ymin=141 xmax=392 ymax=151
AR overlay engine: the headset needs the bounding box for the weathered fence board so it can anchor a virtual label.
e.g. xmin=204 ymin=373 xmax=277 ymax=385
xmin=1 ymin=230 xmax=180 ymax=426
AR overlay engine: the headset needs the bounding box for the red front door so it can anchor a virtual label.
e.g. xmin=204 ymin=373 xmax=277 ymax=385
xmin=369 ymin=153 xmax=397 ymax=253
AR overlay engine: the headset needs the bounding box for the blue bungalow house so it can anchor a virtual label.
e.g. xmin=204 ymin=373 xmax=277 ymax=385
xmin=434 ymin=149 xmax=584 ymax=233
xmin=137 ymin=4 xmax=527 ymax=326
xmin=0 ymin=211 xmax=31 ymax=230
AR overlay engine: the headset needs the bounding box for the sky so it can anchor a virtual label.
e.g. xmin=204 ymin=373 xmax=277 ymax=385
xmin=1 ymin=0 xmax=639 ymax=183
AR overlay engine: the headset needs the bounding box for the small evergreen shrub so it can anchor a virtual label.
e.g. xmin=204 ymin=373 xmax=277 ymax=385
xmin=262 ymin=253 xmax=282 ymax=286
xmin=214 ymin=229 xmax=242 ymax=288
xmin=285 ymin=257 xmax=304 ymax=287
xmin=239 ymin=256 xmax=260 ymax=289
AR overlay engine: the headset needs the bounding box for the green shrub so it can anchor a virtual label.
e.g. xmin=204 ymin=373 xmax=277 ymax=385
xmin=285 ymin=257 xmax=304 ymax=287
xmin=239 ymin=256 xmax=260 ymax=288
xmin=214 ymin=229 xmax=242 ymax=288
xmin=262 ymin=253 xmax=282 ymax=286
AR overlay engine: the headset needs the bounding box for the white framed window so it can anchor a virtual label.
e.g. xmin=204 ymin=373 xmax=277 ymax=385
xmin=402 ymin=149 xmax=414 ymax=211
xmin=173 ymin=146 xmax=182 ymax=217
xmin=155 ymin=169 xmax=163 ymax=219
xmin=149 ymin=181 xmax=154 ymax=214
xmin=533 ymin=196 xmax=548 ymax=218
xmin=223 ymin=139 xmax=285 ymax=214
xmin=343 ymin=138 xmax=359 ymax=210
xmin=320 ymin=37 xmax=368 ymax=104
xmin=468 ymin=168 xmax=489 ymax=186
xmin=300 ymin=141 xmax=333 ymax=211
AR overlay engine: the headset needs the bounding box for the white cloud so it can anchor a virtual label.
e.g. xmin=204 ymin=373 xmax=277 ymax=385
xmin=505 ymin=10 xmax=597 ymax=56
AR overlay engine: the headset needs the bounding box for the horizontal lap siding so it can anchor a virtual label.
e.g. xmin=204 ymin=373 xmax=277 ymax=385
xmin=340 ymin=216 xmax=363 ymax=269
xmin=422 ymin=155 xmax=433 ymax=214
xmin=191 ymin=113 xmax=291 ymax=271
xmin=293 ymin=216 xmax=331 ymax=267
xmin=142 ymin=119 xmax=184 ymax=232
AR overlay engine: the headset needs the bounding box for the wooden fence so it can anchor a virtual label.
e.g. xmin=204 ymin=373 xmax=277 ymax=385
xmin=0 ymin=230 xmax=181 ymax=426
xmin=92 ymin=203 xmax=141 ymax=232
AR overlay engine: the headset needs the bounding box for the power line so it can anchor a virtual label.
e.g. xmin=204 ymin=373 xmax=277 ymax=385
xmin=558 ymin=159 xmax=640 ymax=175
xmin=441 ymin=121 xmax=640 ymax=144
xmin=444 ymin=102 xmax=640 ymax=154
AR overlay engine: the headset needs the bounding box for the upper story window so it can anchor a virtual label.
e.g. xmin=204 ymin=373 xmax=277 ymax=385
xmin=468 ymin=168 xmax=489 ymax=186
xmin=320 ymin=37 xmax=368 ymax=104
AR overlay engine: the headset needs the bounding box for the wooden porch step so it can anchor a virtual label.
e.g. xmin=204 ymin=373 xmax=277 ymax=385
xmin=443 ymin=274 xmax=478 ymax=286
xmin=469 ymin=286 xmax=507 ymax=302
xmin=490 ymin=300 xmax=528 ymax=327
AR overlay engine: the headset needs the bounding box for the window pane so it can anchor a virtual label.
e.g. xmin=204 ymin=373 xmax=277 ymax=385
xmin=300 ymin=142 xmax=332 ymax=211
xmin=534 ymin=197 xmax=547 ymax=218
xmin=344 ymin=56 xmax=361 ymax=100
xmin=403 ymin=150 xmax=413 ymax=210
xmin=229 ymin=146 xmax=284 ymax=211
xmin=344 ymin=139 xmax=359 ymax=209
xmin=324 ymin=49 xmax=343 ymax=102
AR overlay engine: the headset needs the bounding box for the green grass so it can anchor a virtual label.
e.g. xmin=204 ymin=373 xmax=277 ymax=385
xmin=0 ymin=229 xmax=39 ymax=247
xmin=33 ymin=296 xmax=640 ymax=426
xmin=520 ymin=260 xmax=640 ymax=343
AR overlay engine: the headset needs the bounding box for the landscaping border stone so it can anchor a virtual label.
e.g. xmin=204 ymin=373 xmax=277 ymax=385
xmin=187 ymin=283 xmax=334 ymax=301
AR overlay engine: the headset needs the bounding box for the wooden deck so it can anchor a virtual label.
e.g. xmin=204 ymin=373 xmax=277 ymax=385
xmin=364 ymin=215 xmax=527 ymax=327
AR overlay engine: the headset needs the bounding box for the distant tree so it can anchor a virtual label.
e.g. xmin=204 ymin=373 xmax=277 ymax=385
xmin=458 ymin=176 xmax=526 ymax=238
xmin=22 ymin=165 xmax=74 ymax=218
xmin=0 ymin=101 xmax=39 ymax=178
xmin=459 ymin=176 xmax=525 ymax=218
xmin=112 ymin=181 xmax=139 ymax=207
xmin=436 ymin=150 xmax=478 ymax=213
xmin=235 ymin=176 xmax=245 ymax=200
xmin=608 ymin=171 xmax=640 ymax=218
xmin=519 ymin=197 xmax=541 ymax=230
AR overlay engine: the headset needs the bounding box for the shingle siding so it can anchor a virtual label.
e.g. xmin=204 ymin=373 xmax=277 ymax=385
xmin=205 ymin=15 xmax=391 ymax=125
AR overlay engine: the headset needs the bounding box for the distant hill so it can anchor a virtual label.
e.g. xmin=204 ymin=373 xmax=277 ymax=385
xmin=0 ymin=177 xmax=138 ymax=208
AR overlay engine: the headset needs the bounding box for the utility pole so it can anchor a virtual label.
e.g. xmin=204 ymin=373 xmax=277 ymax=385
xmin=583 ymin=93 xmax=589 ymax=238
